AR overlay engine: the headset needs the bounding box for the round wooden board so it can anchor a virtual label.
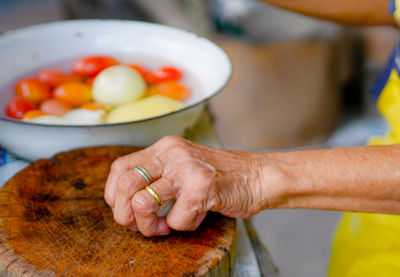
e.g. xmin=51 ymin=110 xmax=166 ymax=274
xmin=0 ymin=146 xmax=237 ymax=277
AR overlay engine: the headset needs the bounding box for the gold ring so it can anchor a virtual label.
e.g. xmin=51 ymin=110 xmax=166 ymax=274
xmin=133 ymin=166 xmax=153 ymax=185
xmin=145 ymin=185 xmax=164 ymax=205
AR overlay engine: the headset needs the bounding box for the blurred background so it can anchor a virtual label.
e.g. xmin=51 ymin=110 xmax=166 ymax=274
xmin=0 ymin=0 xmax=397 ymax=276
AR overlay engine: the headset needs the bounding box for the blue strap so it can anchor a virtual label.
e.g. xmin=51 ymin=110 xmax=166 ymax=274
xmin=0 ymin=148 xmax=7 ymax=166
xmin=371 ymin=42 xmax=400 ymax=101
xmin=371 ymin=49 xmax=395 ymax=101
xmin=389 ymin=0 xmax=396 ymax=14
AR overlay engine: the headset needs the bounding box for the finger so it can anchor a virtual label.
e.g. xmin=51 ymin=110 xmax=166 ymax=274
xmin=131 ymin=178 xmax=174 ymax=236
xmin=105 ymin=136 xmax=186 ymax=207
xmin=105 ymin=147 xmax=159 ymax=208
xmin=166 ymin=190 xmax=207 ymax=231
xmin=113 ymin=162 xmax=162 ymax=227
xmin=113 ymin=170 xmax=143 ymax=227
xmin=195 ymin=212 xmax=207 ymax=228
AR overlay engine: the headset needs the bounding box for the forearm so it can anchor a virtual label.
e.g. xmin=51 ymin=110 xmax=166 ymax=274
xmin=260 ymin=0 xmax=396 ymax=26
xmin=262 ymin=145 xmax=400 ymax=214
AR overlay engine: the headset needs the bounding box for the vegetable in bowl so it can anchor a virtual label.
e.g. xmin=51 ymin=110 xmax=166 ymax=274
xmin=0 ymin=20 xmax=231 ymax=160
xmin=4 ymin=55 xmax=191 ymax=125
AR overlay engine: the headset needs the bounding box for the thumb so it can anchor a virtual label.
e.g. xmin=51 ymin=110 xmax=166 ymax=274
xmin=166 ymin=195 xmax=207 ymax=231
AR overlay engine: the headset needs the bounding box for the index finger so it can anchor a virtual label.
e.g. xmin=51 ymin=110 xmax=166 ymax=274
xmin=105 ymin=146 xmax=156 ymax=208
xmin=112 ymin=160 xmax=163 ymax=227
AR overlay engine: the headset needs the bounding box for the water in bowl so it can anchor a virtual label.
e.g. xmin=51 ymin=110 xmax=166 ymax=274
xmin=0 ymin=54 xmax=205 ymax=119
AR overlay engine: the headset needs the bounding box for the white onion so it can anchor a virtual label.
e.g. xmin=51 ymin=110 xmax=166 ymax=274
xmin=63 ymin=109 xmax=105 ymax=125
xmin=93 ymin=65 xmax=146 ymax=105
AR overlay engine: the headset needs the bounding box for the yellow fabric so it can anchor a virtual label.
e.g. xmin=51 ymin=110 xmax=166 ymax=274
xmin=394 ymin=0 xmax=400 ymax=25
xmin=328 ymin=68 xmax=400 ymax=277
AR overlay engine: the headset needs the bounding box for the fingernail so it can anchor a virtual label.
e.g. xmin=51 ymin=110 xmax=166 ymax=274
xmin=195 ymin=212 xmax=207 ymax=228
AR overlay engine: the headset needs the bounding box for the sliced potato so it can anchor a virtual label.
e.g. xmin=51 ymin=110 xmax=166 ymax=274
xmin=106 ymin=95 xmax=185 ymax=123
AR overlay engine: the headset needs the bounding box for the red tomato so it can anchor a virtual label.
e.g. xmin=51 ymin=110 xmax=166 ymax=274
xmin=6 ymin=97 xmax=36 ymax=119
xmin=124 ymin=64 xmax=148 ymax=79
xmin=40 ymin=99 xmax=72 ymax=116
xmin=54 ymin=82 xmax=92 ymax=106
xmin=22 ymin=110 xmax=47 ymax=120
xmin=73 ymin=56 xmax=119 ymax=77
xmin=147 ymin=81 xmax=190 ymax=100
xmin=85 ymin=77 xmax=95 ymax=88
xmin=145 ymin=66 xmax=183 ymax=84
xmin=15 ymin=78 xmax=51 ymax=103
xmin=37 ymin=69 xmax=78 ymax=87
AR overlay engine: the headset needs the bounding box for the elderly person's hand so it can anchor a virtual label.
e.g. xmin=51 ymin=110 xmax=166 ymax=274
xmin=105 ymin=136 xmax=400 ymax=236
xmin=104 ymin=136 xmax=287 ymax=237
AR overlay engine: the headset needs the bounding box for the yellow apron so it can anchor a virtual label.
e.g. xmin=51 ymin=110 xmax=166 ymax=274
xmin=328 ymin=36 xmax=400 ymax=276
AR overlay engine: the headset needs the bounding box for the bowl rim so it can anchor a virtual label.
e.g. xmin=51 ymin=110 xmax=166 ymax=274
xmin=0 ymin=19 xmax=232 ymax=128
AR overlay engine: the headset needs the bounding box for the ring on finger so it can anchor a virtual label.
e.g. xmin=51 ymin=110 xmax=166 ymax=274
xmin=145 ymin=185 xmax=164 ymax=205
xmin=133 ymin=166 xmax=164 ymax=205
xmin=133 ymin=166 xmax=153 ymax=184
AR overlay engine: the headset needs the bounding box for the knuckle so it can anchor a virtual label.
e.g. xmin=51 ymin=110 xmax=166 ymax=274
xmin=173 ymin=146 xmax=191 ymax=158
xmin=184 ymin=167 xmax=213 ymax=189
xmin=117 ymin=175 xmax=132 ymax=193
xmin=131 ymin=191 xmax=150 ymax=214
xmin=111 ymin=157 xmax=126 ymax=172
xmin=158 ymin=136 xmax=184 ymax=148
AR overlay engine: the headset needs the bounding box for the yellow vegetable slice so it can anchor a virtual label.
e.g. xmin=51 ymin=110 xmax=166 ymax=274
xmin=106 ymin=95 xmax=184 ymax=123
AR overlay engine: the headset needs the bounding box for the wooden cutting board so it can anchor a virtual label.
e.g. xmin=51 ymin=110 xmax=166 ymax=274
xmin=0 ymin=146 xmax=237 ymax=276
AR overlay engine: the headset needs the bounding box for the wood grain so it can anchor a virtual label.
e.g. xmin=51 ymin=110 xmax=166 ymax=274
xmin=0 ymin=146 xmax=236 ymax=276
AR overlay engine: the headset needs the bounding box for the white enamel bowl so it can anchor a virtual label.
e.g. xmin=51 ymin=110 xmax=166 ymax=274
xmin=0 ymin=20 xmax=231 ymax=161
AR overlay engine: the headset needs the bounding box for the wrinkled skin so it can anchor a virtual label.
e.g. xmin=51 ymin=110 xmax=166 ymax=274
xmin=105 ymin=137 xmax=400 ymax=236
xmin=104 ymin=136 xmax=286 ymax=237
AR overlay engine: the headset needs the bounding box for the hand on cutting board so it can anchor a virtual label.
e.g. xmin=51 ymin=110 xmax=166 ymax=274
xmin=104 ymin=136 xmax=286 ymax=237
xmin=105 ymin=136 xmax=400 ymax=236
